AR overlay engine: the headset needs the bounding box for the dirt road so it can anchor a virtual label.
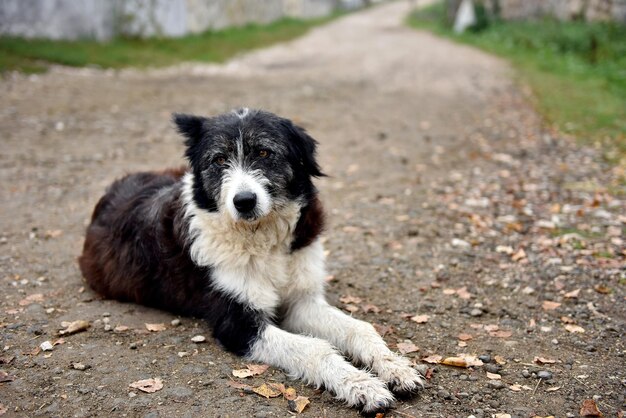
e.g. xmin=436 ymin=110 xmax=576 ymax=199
xmin=1 ymin=1 xmax=624 ymax=417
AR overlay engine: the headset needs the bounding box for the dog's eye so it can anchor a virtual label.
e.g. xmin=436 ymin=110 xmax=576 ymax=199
xmin=214 ymin=156 xmax=226 ymax=166
xmin=259 ymin=149 xmax=270 ymax=158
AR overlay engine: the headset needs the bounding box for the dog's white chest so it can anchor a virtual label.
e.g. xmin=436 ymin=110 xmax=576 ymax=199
xmin=184 ymin=195 xmax=324 ymax=313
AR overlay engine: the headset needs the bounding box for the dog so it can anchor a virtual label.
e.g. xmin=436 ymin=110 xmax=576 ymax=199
xmin=79 ymin=108 xmax=424 ymax=413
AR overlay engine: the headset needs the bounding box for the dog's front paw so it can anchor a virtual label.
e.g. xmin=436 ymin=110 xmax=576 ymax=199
xmin=373 ymin=355 xmax=425 ymax=395
xmin=340 ymin=371 xmax=395 ymax=413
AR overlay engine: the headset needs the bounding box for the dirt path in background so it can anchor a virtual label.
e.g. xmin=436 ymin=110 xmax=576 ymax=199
xmin=1 ymin=1 xmax=624 ymax=417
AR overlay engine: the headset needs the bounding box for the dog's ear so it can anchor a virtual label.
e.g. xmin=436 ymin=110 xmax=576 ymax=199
xmin=173 ymin=113 xmax=206 ymax=148
xmin=283 ymin=120 xmax=326 ymax=178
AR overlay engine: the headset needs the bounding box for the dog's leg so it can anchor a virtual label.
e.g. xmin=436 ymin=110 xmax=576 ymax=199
xmin=283 ymin=297 xmax=424 ymax=394
xmin=284 ymin=241 xmax=424 ymax=394
xmin=247 ymin=324 xmax=395 ymax=413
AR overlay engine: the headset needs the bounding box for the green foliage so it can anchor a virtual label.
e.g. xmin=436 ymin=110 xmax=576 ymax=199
xmin=0 ymin=14 xmax=339 ymax=73
xmin=407 ymin=3 xmax=626 ymax=162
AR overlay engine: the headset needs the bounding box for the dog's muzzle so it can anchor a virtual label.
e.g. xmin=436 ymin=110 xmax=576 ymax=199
xmin=233 ymin=191 xmax=257 ymax=216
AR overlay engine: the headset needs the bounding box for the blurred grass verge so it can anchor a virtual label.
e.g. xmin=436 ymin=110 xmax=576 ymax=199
xmin=0 ymin=13 xmax=340 ymax=74
xmin=407 ymin=2 xmax=626 ymax=165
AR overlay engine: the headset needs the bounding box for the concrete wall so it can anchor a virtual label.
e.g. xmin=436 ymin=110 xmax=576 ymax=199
xmin=491 ymin=0 xmax=626 ymax=23
xmin=0 ymin=0 xmax=367 ymax=41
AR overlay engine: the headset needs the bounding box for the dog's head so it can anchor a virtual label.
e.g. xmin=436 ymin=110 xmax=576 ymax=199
xmin=175 ymin=108 xmax=324 ymax=222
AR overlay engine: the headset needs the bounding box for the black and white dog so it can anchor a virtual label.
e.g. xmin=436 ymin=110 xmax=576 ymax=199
xmin=79 ymin=109 xmax=423 ymax=413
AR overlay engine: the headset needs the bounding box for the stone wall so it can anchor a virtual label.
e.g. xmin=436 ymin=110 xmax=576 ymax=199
xmin=0 ymin=0 xmax=368 ymax=41
xmin=488 ymin=0 xmax=626 ymax=23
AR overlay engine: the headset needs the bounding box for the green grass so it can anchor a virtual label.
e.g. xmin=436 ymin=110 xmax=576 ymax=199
xmin=407 ymin=3 xmax=626 ymax=164
xmin=0 ymin=14 xmax=340 ymax=74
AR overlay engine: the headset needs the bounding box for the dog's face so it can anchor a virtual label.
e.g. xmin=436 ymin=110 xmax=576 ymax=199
xmin=175 ymin=109 xmax=323 ymax=222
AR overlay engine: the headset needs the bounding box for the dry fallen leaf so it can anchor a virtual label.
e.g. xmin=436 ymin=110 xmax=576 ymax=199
xmin=580 ymin=399 xmax=603 ymax=417
xmin=59 ymin=320 xmax=90 ymax=335
xmin=288 ymin=396 xmax=310 ymax=414
xmin=410 ymin=314 xmax=430 ymax=324
xmin=339 ymin=295 xmax=362 ymax=304
xmin=44 ymin=229 xmax=63 ymax=238
xmin=542 ymin=301 xmax=561 ymax=311
xmin=129 ymin=378 xmax=163 ymax=393
xmin=283 ymin=386 xmax=297 ymax=401
xmin=494 ymin=414 xmax=511 ymax=418
xmin=252 ymin=383 xmax=283 ymax=398
xmin=396 ymin=341 xmax=419 ymax=355
xmin=443 ymin=288 xmax=456 ymax=295
xmin=560 ymin=316 xmax=576 ymax=324
xmin=362 ymin=304 xmax=381 ymax=314
xmin=440 ymin=355 xmax=483 ymax=368
xmin=509 ymin=384 xmax=532 ymax=391
xmin=0 ymin=403 xmax=6 ymax=416
xmin=494 ymin=355 xmax=506 ymax=365
xmin=0 ymin=356 xmax=14 ymax=365
xmin=565 ymin=324 xmax=585 ymax=333
xmin=422 ymin=354 xmax=443 ymax=364
xmin=458 ymin=333 xmax=473 ymax=341
xmin=145 ymin=323 xmax=166 ymax=332
xmin=0 ymin=371 xmax=15 ymax=383
xmin=456 ymin=287 xmax=472 ymax=300
xmin=232 ymin=364 xmax=269 ymax=378
xmin=593 ymin=284 xmax=611 ymax=294
xmin=18 ymin=293 xmax=44 ymax=306
xmin=489 ymin=330 xmax=513 ymax=338
xmin=344 ymin=304 xmax=359 ymax=313
xmin=534 ymin=356 xmax=557 ymax=365
xmin=511 ymin=248 xmax=526 ymax=261
xmin=564 ymin=288 xmax=581 ymax=299
xmin=114 ymin=325 xmax=129 ymax=332
xmin=232 ymin=369 xmax=255 ymax=378
xmin=545 ymin=386 xmax=561 ymax=392
xmin=496 ymin=245 xmax=514 ymax=254
xmin=373 ymin=323 xmax=394 ymax=337
xmin=486 ymin=372 xmax=501 ymax=380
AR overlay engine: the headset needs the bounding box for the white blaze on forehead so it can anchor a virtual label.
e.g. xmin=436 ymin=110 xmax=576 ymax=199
xmin=237 ymin=128 xmax=245 ymax=166
xmin=234 ymin=107 xmax=249 ymax=119
xmin=223 ymin=165 xmax=271 ymax=221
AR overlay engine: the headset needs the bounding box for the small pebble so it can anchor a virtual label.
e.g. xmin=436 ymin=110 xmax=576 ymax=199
xmin=103 ymin=324 xmax=112 ymax=331
xmin=171 ymin=319 xmax=181 ymax=326
xmin=484 ymin=364 xmax=500 ymax=374
xmin=470 ymin=308 xmax=483 ymax=317
xmin=478 ymin=354 xmax=491 ymax=363
xmin=102 ymin=312 xmax=111 ymax=317
xmin=537 ymin=370 xmax=553 ymax=380
xmin=488 ymin=380 xmax=505 ymax=390
xmin=129 ymin=342 xmax=137 ymax=349
xmin=522 ymin=369 xmax=531 ymax=378
xmin=72 ymin=362 xmax=89 ymax=371
xmin=191 ymin=335 xmax=206 ymax=343
xmin=40 ymin=341 xmax=54 ymax=351
xmin=437 ymin=389 xmax=453 ymax=400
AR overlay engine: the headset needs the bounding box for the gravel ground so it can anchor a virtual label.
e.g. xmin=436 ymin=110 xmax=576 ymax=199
xmin=1 ymin=1 xmax=624 ymax=417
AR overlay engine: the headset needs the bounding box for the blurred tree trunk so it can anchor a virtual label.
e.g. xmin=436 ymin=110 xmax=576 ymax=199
xmin=446 ymin=0 xmax=462 ymax=25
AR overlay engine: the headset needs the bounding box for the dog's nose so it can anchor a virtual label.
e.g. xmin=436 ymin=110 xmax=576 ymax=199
xmin=233 ymin=191 xmax=257 ymax=213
